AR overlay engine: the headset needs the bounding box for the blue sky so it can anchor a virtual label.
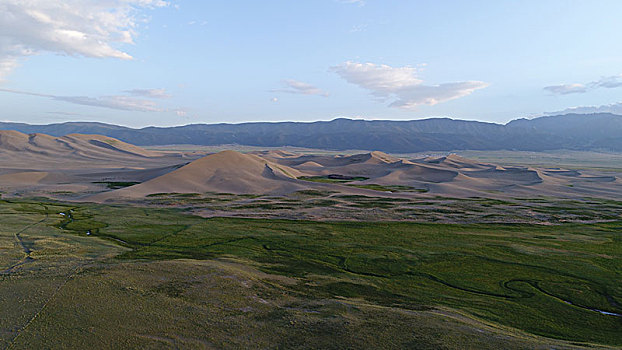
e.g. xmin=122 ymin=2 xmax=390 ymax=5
xmin=1 ymin=0 xmax=622 ymax=127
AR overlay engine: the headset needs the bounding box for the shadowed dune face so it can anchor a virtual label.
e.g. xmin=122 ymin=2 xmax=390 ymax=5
xmin=0 ymin=171 xmax=79 ymax=185
xmin=372 ymin=165 xmax=459 ymax=184
xmin=462 ymin=167 xmax=543 ymax=185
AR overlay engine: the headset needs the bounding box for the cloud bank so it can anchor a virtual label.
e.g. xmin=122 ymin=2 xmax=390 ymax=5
xmin=543 ymin=83 xmax=587 ymax=95
xmin=546 ymin=102 xmax=622 ymax=116
xmin=332 ymin=61 xmax=488 ymax=109
xmin=544 ymin=74 xmax=622 ymax=95
xmin=0 ymin=0 xmax=169 ymax=80
xmin=0 ymin=87 xmax=171 ymax=112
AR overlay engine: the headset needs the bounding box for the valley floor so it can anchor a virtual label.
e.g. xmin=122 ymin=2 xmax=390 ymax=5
xmin=1 ymin=199 xmax=620 ymax=349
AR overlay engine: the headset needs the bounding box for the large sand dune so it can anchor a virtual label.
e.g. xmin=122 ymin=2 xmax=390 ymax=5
xmin=0 ymin=130 xmax=199 ymax=195
xmin=1 ymin=130 xmax=150 ymax=158
xmin=93 ymin=151 xmax=307 ymax=198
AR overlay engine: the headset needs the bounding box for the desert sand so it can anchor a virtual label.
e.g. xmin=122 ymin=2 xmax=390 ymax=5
xmin=0 ymin=130 xmax=621 ymax=202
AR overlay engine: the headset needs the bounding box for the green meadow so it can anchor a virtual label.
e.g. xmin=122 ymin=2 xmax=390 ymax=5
xmin=1 ymin=199 xmax=620 ymax=349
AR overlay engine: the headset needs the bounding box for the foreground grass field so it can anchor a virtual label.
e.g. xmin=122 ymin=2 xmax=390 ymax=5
xmin=1 ymin=199 xmax=620 ymax=349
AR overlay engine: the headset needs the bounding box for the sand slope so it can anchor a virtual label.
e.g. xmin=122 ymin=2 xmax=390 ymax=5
xmin=94 ymin=151 xmax=306 ymax=198
xmin=0 ymin=130 xmax=176 ymax=167
xmin=0 ymin=130 xmax=199 ymax=196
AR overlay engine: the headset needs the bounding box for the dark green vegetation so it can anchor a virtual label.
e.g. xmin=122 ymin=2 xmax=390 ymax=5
xmin=93 ymin=181 xmax=141 ymax=189
xmin=298 ymin=175 xmax=369 ymax=183
xmin=131 ymin=191 xmax=622 ymax=224
xmin=2 ymin=199 xmax=621 ymax=348
xmin=346 ymin=184 xmax=428 ymax=192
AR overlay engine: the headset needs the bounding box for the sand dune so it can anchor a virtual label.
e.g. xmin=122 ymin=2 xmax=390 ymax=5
xmin=1 ymin=130 xmax=621 ymax=201
xmin=423 ymin=154 xmax=491 ymax=170
xmin=461 ymin=167 xmax=543 ymax=185
xmin=297 ymin=161 xmax=323 ymax=168
xmin=93 ymin=150 xmax=306 ymax=198
xmin=66 ymin=134 xmax=158 ymax=158
xmin=543 ymin=168 xmax=582 ymax=177
xmin=271 ymin=151 xmax=399 ymax=168
xmin=371 ymin=165 xmax=459 ymax=184
xmin=0 ymin=130 xmax=177 ymax=167
xmin=0 ymin=171 xmax=79 ymax=185
xmin=0 ymin=130 xmax=198 ymax=196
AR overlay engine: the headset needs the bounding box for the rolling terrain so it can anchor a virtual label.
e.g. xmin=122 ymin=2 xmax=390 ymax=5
xmin=0 ymin=130 xmax=621 ymax=349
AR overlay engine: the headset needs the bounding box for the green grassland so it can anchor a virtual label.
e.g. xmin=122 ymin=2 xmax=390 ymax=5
xmin=116 ymin=191 xmax=622 ymax=224
xmin=1 ymin=199 xmax=621 ymax=349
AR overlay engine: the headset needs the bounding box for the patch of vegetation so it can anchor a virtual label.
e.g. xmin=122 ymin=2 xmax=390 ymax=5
xmin=93 ymin=181 xmax=141 ymax=189
xmin=294 ymin=190 xmax=337 ymax=197
xmin=232 ymin=203 xmax=296 ymax=210
xmin=346 ymin=184 xmax=428 ymax=192
xmin=298 ymin=175 xmax=369 ymax=183
xmin=146 ymin=192 xmax=202 ymax=197
xmin=304 ymin=199 xmax=342 ymax=207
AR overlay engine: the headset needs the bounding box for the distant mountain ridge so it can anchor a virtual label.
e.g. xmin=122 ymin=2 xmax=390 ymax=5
xmin=1 ymin=113 xmax=621 ymax=152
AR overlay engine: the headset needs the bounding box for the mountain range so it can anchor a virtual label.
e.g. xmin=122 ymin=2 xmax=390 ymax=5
xmin=1 ymin=113 xmax=621 ymax=153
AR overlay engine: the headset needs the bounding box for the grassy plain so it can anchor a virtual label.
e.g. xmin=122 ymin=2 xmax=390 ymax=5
xmin=1 ymin=198 xmax=621 ymax=348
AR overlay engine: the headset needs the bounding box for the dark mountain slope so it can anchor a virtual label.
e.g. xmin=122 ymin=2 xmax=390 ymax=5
xmin=1 ymin=113 xmax=620 ymax=152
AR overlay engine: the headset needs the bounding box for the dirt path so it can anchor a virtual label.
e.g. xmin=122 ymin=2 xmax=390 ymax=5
xmin=0 ymin=205 xmax=48 ymax=275
xmin=5 ymin=263 xmax=88 ymax=349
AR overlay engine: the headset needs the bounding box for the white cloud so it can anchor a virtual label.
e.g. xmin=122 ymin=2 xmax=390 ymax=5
xmin=124 ymin=88 xmax=171 ymax=99
xmin=273 ymin=80 xmax=329 ymax=97
xmin=543 ymin=83 xmax=587 ymax=95
xmin=0 ymin=87 xmax=167 ymax=112
xmin=388 ymin=82 xmax=492 ymax=108
xmin=350 ymin=24 xmax=368 ymax=33
xmin=332 ymin=62 xmax=422 ymax=93
xmin=0 ymin=56 xmax=19 ymax=80
xmin=332 ymin=61 xmax=488 ymax=108
xmin=593 ymin=74 xmax=622 ymax=89
xmin=54 ymin=95 xmax=161 ymax=112
xmin=0 ymin=0 xmax=169 ymax=80
xmin=546 ymin=102 xmax=622 ymax=115
xmin=544 ymin=74 xmax=622 ymax=95
xmin=338 ymin=0 xmax=365 ymax=5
